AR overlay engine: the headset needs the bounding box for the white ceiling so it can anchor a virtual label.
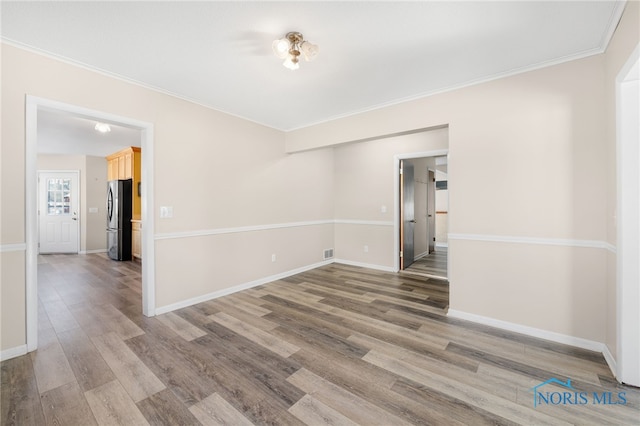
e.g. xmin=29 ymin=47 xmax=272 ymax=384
xmin=37 ymin=108 xmax=141 ymax=157
xmin=1 ymin=1 xmax=626 ymax=155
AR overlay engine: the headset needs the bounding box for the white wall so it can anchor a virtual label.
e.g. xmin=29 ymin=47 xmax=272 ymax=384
xmin=85 ymin=156 xmax=108 ymax=251
xmin=332 ymin=130 xmax=448 ymax=268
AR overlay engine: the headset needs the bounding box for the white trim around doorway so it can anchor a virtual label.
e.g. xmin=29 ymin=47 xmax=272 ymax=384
xmin=25 ymin=95 xmax=156 ymax=353
xmin=615 ymin=43 xmax=640 ymax=387
xmin=393 ymin=149 xmax=449 ymax=273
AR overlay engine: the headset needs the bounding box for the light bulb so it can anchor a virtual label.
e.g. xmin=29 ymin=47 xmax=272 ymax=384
xmin=283 ymin=55 xmax=300 ymax=70
xmin=272 ymin=38 xmax=290 ymax=59
xmin=300 ymin=41 xmax=319 ymax=61
xmin=95 ymin=123 xmax=111 ymax=133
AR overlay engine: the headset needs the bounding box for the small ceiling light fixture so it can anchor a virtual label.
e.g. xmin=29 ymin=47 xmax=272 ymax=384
xmin=272 ymin=32 xmax=318 ymax=70
xmin=94 ymin=122 xmax=111 ymax=133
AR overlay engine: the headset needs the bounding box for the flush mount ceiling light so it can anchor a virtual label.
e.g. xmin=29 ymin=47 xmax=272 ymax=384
xmin=272 ymin=32 xmax=318 ymax=70
xmin=94 ymin=122 xmax=111 ymax=133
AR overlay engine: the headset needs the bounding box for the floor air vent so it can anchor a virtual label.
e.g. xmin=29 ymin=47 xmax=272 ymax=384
xmin=323 ymin=248 xmax=334 ymax=260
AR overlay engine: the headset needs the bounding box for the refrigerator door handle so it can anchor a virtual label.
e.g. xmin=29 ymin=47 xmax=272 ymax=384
xmin=107 ymin=186 xmax=113 ymax=223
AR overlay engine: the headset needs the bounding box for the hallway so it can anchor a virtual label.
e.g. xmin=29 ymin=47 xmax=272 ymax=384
xmin=404 ymin=249 xmax=448 ymax=279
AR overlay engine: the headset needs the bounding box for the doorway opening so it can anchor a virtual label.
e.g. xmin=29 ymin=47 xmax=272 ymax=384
xmin=395 ymin=150 xmax=449 ymax=280
xmin=25 ymin=96 xmax=155 ymax=352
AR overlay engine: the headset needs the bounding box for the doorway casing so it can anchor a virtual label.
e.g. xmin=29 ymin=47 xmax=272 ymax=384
xmin=615 ymin=43 xmax=640 ymax=387
xmin=394 ymin=149 xmax=449 ymax=273
xmin=25 ymin=95 xmax=155 ymax=352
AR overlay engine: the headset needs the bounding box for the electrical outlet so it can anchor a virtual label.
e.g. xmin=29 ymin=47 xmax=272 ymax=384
xmin=381 ymin=205 xmax=387 ymax=213
xmin=364 ymin=245 xmax=369 ymax=253
xmin=271 ymin=254 xmax=276 ymax=262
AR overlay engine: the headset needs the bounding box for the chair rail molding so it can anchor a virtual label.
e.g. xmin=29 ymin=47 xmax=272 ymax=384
xmin=448 ymin=233 xmax=615 ymax=252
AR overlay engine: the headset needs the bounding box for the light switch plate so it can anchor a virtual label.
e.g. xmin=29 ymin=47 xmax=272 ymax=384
xmin=160 ymin=206 xmax=173 ymax=218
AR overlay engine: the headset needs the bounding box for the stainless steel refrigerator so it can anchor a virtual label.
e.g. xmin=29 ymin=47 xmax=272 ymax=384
xmin=107 ymin=179 xmax=132 ymax=261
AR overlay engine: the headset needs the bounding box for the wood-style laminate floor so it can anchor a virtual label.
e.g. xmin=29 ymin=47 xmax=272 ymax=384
xmin=2 ymin=253 xmax=638 ymax=425
xmin=404 ymin=249 xmax=448 ymax=279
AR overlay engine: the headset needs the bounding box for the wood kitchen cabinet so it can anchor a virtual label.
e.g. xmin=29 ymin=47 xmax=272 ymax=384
xmin=107 ymin=156 xmax=118 ymax=181
xmin=131 ymin=220 xmax=142 ymax=260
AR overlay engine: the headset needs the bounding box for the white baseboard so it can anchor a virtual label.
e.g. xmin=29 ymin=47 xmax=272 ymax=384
xmin=155 ymin=259 xmax=334 ymax=315
xmin=436 ymin=242 xmax=448 ymax=248
xmin=156 ymin=258 xmax=395 ymax=315
xmin=333 ymin=258 xmax=396 ymax=273
xmin=602 ymin=344 xmax=618 ymax=380
xmin=80 ymin=249 xmax=107 ymax=255
xmin=447 ymin=309 xmax=608 ymax=355
xmin=1 ymin=344 xmax=27 ymax=361
xmin=414 ymin=251 xmax=429 ymax=261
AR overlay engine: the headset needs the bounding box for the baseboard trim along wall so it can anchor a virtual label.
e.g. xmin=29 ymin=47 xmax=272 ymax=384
xmin=155 ymin=259 xmax=334 ymax=315
xmin=1 ymin=344 xmax=27 ymax=362
xmin=2 ymin=245 xmax=109 ymax=255
xmin=80 ymin=249 xmax=107 ymax=255
xmin=602 ymin=345 xmax=617 ymax=380
xmin=448 ymin=233 xmax=617 ymax=253
xmin=447 ymin=309 xmax=616 ymax=376
xmin=333 ymin=258 xmax=395 ymax=273
xmin=413 ymin=251 xmax=429 ymax=261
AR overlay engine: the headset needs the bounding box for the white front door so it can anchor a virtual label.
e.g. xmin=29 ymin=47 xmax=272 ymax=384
xmin=38 ymin=171 xmax=80 ymax=254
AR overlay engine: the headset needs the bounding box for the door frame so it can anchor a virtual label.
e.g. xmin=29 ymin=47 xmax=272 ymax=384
xmin=37 ymin=170 xmax=81 ymax=254
xmin=394 ymin=149 xmax=448 ymax=272
xmin=426 ymin=168 xmax=436 ymax=255
xmin=399 ymin=159 xmax=416 ymax=270
xmin=615 ymin=43 xmax=640 ymax=386
xmin=26 ymin=95 xmax=156 ymax=352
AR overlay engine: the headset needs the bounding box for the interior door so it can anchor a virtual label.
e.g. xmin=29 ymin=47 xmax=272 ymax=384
xmin=38 ymin=171 xmax=80 ymax=254
xmin=400 ymin=160 xmax=415 ymax=269
xmin=427 ymin=169 xmax=436 ymax=254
